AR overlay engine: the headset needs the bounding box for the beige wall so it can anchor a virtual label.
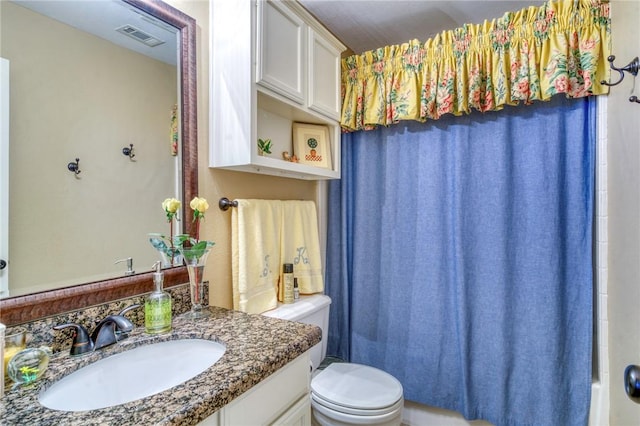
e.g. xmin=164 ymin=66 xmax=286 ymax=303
xmin=168 ymin=1 xmax=640 ymax=423
xmin=164 ymin=0 xmax=317 ymax=310
xmin=17 ymin=0 xmax=629 ymax=422
xmin=607 ymin=1 xmax=640 ymax=424
xmin=2 ymin=2 xmax=178 ymax=295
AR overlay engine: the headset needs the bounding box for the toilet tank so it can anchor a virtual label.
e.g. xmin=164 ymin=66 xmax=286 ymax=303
xmin=262 ymin=294 xmax=331 ymax=371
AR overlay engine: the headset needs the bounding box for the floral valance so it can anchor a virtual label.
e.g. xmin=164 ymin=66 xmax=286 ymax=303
xmin=340 ymin=0 xmax=610 ymax=131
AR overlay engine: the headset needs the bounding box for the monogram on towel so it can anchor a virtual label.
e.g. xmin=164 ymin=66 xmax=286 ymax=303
xmin=280 ymin=200 xmax=323 ymax=298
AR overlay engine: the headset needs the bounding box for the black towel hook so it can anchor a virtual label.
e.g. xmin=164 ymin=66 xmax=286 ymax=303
xmin=122 ymin=144 xmax=135 ymax=160
xmin=600 ymin=55 xmax=639 ymax=87
xmin=67 ymin=158 xmax=81 ymax=176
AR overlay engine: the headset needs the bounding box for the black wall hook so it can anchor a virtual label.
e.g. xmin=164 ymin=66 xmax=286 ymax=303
xmin=600 ymin=55 xmax=639 ymax=87
xmin=67 ymin=158 xmax=81 ymax=175
xmin=122 ymin=144 xmax=135 ymax=160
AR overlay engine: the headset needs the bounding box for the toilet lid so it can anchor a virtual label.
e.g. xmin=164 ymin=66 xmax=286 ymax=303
xmin=311 ymin=363 xmax=403 ymax=411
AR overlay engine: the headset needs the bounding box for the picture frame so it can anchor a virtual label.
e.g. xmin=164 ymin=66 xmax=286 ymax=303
xmin=292 ymin=122 xmax=332 ymax=169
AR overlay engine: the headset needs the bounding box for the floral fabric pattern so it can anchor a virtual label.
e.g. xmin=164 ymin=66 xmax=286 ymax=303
xmin=340 ymin=0 xmax=610 ymax=131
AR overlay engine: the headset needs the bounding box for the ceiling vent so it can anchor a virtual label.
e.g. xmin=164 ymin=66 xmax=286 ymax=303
xmin=116 ymin=25 xmax=165 ymax=47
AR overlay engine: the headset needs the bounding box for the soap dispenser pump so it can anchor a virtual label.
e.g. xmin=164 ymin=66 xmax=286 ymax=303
xmin=145 ymin=261 xmax=172 ymax=334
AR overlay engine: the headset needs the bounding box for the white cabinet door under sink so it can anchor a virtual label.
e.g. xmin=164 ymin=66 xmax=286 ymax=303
xmin=271 ymin=394 xmax=312 ymax=426
xmin=199 ymin=352 xmax=311 ymax=426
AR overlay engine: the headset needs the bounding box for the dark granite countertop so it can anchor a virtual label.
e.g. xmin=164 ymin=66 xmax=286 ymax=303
xmin=1 ymin=306 xmax=321 ymax=425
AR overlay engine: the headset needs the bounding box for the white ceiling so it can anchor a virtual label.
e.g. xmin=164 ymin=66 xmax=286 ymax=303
xmin=298 ymin=0 xmax=543 ymax=54
xmin=12 ymin=0 xmax=178 ymax=65
xmin=15 ymin=0 xmax=543 ymax=64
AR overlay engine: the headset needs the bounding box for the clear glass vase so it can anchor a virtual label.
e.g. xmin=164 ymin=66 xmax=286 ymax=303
xmin=148 ymin=233 xmax=183 ymax=267
xmin=178 ymin=244 xmax=213 ymax=319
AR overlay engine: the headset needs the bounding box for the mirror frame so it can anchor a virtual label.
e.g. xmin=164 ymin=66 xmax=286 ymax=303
xmin=0 ymin=0 xmax=198 ymax=326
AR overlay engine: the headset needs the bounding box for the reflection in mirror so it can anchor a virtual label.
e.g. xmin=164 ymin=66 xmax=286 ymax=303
xmin=3 ymin=0 xmax=181 ymax=298
xmin=0 ymin=0 xmax=197 ymax=324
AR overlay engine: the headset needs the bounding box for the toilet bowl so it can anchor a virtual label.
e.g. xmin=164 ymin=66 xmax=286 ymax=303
xmin=263 ymin=295 xmax=404 ymax=426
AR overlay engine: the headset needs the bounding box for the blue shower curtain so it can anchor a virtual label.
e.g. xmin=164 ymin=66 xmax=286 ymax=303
xmin=326 ymin=95 xmax=595 ymax=426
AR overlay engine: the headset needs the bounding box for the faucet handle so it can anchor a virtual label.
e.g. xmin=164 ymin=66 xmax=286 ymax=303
xmin=53 ymin=323 xmax=94 ymax=356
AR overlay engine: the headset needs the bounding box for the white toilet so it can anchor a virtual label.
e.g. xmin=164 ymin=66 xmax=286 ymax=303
xmin=263 ymin=295 xmax=404 ymax=426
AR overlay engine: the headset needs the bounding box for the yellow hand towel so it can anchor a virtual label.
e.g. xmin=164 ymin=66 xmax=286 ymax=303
xmin=280 ymin=200 xmax=324 ymax=295
xmin=232 ymin=199 xmax=281 ymax=314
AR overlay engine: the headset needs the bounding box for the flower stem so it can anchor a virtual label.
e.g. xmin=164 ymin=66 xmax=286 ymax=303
xmin=170 ymin=219 xmax=175 ymax=264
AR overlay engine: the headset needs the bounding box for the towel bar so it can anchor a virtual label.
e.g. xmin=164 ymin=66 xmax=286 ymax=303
xmin=219 ymin=197 xmax=238 ymax=211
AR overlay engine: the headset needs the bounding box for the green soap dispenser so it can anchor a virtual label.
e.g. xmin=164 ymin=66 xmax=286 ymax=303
xmin=145 ymin=261 xmax=172 ymax=334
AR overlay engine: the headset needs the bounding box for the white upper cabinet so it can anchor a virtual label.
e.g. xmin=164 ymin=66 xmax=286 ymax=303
xmin=256 ymin=0 xmax=305 ymax=104
xmin=308 ymin=28 xmax=342 ymax=120
xmin=210 ymin=0 xmax=346 ymax=180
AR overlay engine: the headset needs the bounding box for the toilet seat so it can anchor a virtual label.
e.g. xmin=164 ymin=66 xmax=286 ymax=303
xmin=311 ymin=396 xmax=404 ymax=426
xmin=311 ymin=392 xmax=404 ymax=417
xmin=311 ymin=363 xmax=403 ymax=416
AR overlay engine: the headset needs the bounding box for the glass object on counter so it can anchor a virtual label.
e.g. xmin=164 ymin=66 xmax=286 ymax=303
xmin=178 ymin=244 xmax=213 ymax=319
xmin=3 ymin=328 xmax=26 ymax=379
xmin=7 ymin=346 xmax=51 ymax=386
xmin=145 ymin=261 xmax=172 ymax=334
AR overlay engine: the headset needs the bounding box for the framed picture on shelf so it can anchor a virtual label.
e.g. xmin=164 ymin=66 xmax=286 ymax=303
xmin=292 ymin=123 xmax=332 ymax=169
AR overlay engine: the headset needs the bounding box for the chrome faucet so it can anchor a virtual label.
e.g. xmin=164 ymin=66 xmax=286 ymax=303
xmin=53 ymin=304 xmax=140 ymax=356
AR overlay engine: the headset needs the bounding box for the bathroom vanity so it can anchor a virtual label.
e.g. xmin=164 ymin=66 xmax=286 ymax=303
xmin=1 ymin=306 xmax=320 ymax=425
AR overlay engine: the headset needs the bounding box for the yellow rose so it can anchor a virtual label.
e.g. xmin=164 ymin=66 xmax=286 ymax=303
xmin=162 ymin=198 xmax=181 ymax=214
xmin=190 ymin=197 xmax=209 ymax=215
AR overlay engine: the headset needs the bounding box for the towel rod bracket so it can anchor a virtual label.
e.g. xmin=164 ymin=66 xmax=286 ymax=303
xmin=219 ymin=197 xmax=238 ymax=211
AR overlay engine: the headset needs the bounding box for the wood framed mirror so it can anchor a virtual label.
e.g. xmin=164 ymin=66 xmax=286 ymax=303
xmin=0 ymin=0 xmax=197 ymax=326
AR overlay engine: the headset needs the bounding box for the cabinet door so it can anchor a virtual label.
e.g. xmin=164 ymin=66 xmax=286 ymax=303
xmin=220 ymin=353 xmax=310 ymax=425
xmin=308 ymin=29 xmax=342 ymax=120
xmin=257 ymin=0 xmax=305 ymax=104
xmin=271 ymin=395 xmax=311 ymax=426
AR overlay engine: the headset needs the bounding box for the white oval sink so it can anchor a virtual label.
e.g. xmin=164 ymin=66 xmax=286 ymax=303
xmin=39 ymin=339 xmax=225 ymax=412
